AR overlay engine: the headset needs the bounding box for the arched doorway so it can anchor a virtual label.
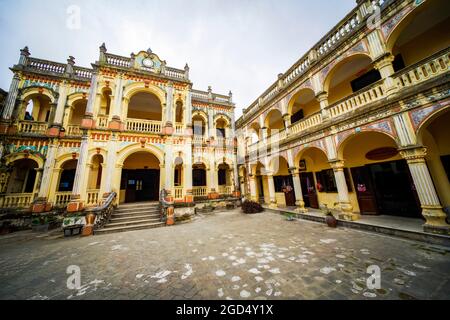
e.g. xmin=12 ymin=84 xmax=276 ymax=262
xmin=217 ymin=163 xmax=232 ymax=195
xmin=58 ymin=159 xmax=78 ymax=192
xmin=120 ymin=152 xmax=160 ymax=203
xmin=6 ymin=159 xmax=38 ymax=194
xmin=340 ymin=131 xmax=421 ymax=218
xmin=271 ymin=156 xmax=296 ymax=207
xmin=295 ymin=147 xmax=332 ymax=210
xmin=192 ymin=163 xmax=207 ymax=197
xmin=264 ymin=109 xmax=284 ymax=137
xmin=288 ymin=88 xmax=320 ymax=125
xmin=127 ymin=92 xmax=162 ymax=121
xmin=22 ymin=94 xmax=51 ymax=122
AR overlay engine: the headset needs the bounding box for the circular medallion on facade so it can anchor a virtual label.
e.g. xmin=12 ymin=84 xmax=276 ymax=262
xmin=142 ymin=58 xmax=154 ymax=68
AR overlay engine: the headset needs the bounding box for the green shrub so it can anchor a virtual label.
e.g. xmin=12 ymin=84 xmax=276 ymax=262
xmin=241 ymin=200 xmax=263 ymax=214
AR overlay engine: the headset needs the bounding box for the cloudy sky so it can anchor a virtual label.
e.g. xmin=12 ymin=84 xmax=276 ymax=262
xmin=0 ymin=0 xmax=355 ymax=117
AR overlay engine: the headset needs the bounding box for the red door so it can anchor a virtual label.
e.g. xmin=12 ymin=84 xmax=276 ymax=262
xmin=300 ymin=172 xmax=319 ymax=209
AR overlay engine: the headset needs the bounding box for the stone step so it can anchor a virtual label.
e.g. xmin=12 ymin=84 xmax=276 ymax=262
xmin=118 ymin=202 xmax=159 ymax=209
xmin=105 ymin=218 xmax=162 ymax=228
xmin=95 ymin=222 xmax=165 ymax=235
xmin=112 ymin=211 xmax=160 ymax=218
xmin=109 ymin=215 xmax=161 ymax=223
xmin=114 ymin=208 xmax=160 ymax=214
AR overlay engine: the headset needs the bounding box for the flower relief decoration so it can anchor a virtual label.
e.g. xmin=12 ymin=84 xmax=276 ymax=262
xmin=133 ymin=48 xmax=164 ymax=73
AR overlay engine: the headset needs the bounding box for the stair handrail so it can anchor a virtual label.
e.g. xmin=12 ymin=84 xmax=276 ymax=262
xmin=159 ymin=189 xmax=174 ymax=224
xmin=86 ymin=192 xmax=117 ymax=230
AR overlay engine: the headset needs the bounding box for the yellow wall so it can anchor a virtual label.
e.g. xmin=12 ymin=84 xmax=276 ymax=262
xmin=394 ymin=18 xmax=450 ymax=67
xmin=123 ymin=152 xmax=160 ymax=170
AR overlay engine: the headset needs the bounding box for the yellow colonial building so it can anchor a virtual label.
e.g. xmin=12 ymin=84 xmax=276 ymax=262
xmin=0 ymin=45 xmax=238 ymax=219
xmin=236 ymin=0 xmax=450 ymax=235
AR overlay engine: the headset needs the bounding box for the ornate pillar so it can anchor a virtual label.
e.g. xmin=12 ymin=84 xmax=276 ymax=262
xmin=330 ymin=160 xmax=358 ymax=221
xmin=81 ymin=71 xmax=99 ymax=129
xmin=267 ymin=173 xmax=277 ymax=208
xmin=163 ymin=82 xmax=174 ymax=135
xmin=400 ymin=147 xmax=449 ymax=235
xmin=67 ymin=132 xmax=89 ymax=212
xmin=283 ymin=114 xmax=291 ymax=133
xmin=290 ymin=167 xmax=307 ymax=213
xmin=316 ymin=92 xmax=330 ymax=120
xmin=33 ymin=141 xmax=58 ymax=212
xmin=249 ymin=174 xmax=258 ymax=202
xmin=102 ymin=133 xmax=118 ymax=196
xmin=53 ymin=82 xmax=68 ymax=126
xmin=374 ymin=54 xmax=397 ymax=95
xmin=208 ymin=111 xmax=215 ymax=140
xmin=2 ymin=74 xmax=21 ymax=120
xmin=109 ymin=75 xmax=124 ymax=130
xmin=164 ymin=139 xmax=174 ymax=194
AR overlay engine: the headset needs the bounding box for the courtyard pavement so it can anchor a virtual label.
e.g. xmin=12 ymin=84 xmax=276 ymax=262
xmin=0 ymin=209 xmax=449 ymax=300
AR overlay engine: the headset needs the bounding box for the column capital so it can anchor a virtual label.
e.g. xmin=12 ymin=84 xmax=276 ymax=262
xmin=399 ymin=146 xmax=427 ymax=163
xmin=373 ymin=53 xmax=395 ymax=70
xmin=315 ymin=91 xmax=328 ymax=101
xmin=289 ymin=167 xmax=300 ymax=176
xmin=329 ymin=160 xmax=345 ymax=171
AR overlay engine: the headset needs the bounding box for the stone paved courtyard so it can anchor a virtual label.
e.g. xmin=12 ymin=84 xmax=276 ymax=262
xmin=0 ymin=209 xmax=449 ymax=300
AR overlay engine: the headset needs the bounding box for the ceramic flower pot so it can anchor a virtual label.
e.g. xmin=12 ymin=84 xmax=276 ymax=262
xmin=326 ymin=214 xmax=337 ymax=228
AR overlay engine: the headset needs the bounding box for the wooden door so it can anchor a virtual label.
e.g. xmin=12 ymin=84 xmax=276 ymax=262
xmin=300 ymin=172 xmax=319 ymax=209
xmin=351 ymin=166 xmax=378 ymax=215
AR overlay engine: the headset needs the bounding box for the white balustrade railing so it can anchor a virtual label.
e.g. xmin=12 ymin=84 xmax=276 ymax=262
xmin=106 ymin=54 xmax=131 ymax=68
xmin=316 ymin=11 xmax=361 ymax=58
xmin=28 ymin=58 xmax=65 ymax=74
xmin=96 ymin=116 xmax=109 ymax=129
xmin=174 ymin=187 xmax=184 ymax=200
xmin=66 ymin=125 xmax=82 ymax=136
xmin=193 ymin=136 xmax=207 ymax=145
xmin=327 ymin=80 xmax=386 ymax=118
xmin=218 ymin=186 xmax=232 ymax=195
xmin=193 ymin=187 xmax=207 ymax=197
xmin=18 ymin=121 xmax=48 ymax=134
xmin=394 ymin=47 xmax=449 ymax=90
xmin=283 ymin=57 xmax=311 ymax=86
xmin=164 ymin=67 xmax=185 ymax=79
xmin=175 ymin=123 xmax=184 ymax=134
xmin=290 ymin=113 xmax=323 ymax=135
xmin=126 ymin=119 xmax=162 ymax=133
xmin=192 ymin=90 xmax=210 ymax=100
xmin=86 ymin=190 xmax=100 ymax=206
xmin=54 ymin=192 xmax=72 ymax=207
xmin=74 ymin=67 xmax=93 ymax=79
xmin=0 ymin=193 xmax=33 ymax=208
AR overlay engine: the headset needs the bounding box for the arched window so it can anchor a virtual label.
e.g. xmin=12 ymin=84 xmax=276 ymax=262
xmin=128 ymin=92 xmax=162 ymax=121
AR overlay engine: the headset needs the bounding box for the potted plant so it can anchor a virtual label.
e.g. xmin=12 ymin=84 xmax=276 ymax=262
xmin=31 ymin=215 xmax=50 ymax=232
xmin=320 ymin=203 xmax=338 ymax=228
xmin=285 ymin=212 xmax=296 ymax=221
xmin=241 ymin=200 xmax=263 ymax=214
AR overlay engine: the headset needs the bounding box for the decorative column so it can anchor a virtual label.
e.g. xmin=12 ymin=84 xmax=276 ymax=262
xmin=164 ymin=139 xmax=174 ymax=196
xmin=163 ymin=82 xmax=174 ymax=135
xmin=316 ymin=92 xmax=330 ymax=120
xmin=81 ymin=71 xmax=99 ymax=129
xmin=49 ymin=82 xmax=68 ymax=136
xmin=208 ymin=156 xmax=219 ymax=199
xmin=101 ymin=133 xmax=118 ymax=196
xmin=249 ymin=174 xmax=258 ymax=202
xmin=109 ymin=75 xmax=124 ymax=130
xmin=374 ymin=54 xmax=397 ymax=95
xmin=2 ymin=47 xmax=30 ymax=121
xmin=184 ymin=88 xmax=193 ymax=135
xmin=330 ymin=160 xmax=358 ymax=221
xmin=208 ymin=111 xmax=215 ymax=140
xmin=283 ymin=114 xmax=291 ymax=133
xmin=267 ymin=173 xmax=277 ymax=208
xmin=2 ymin=74 xmax=21 ymax=121
xmin=32 ymin=141 xmax=58 ymax=213
xmin=290 ymin=168 xmax=307 ymax=213
xmin=400 ymin=147 xmax=450 ymax=235
xmin=67 ymin=132 xmax=89 ymax=212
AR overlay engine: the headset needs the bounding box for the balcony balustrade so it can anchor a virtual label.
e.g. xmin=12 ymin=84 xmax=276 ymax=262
xmin=18 ymin=121 xmax=48 ymax=135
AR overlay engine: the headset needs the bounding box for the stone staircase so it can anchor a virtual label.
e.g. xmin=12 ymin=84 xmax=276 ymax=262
xmin=95 ymin=202 xmax=165 ymax=235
